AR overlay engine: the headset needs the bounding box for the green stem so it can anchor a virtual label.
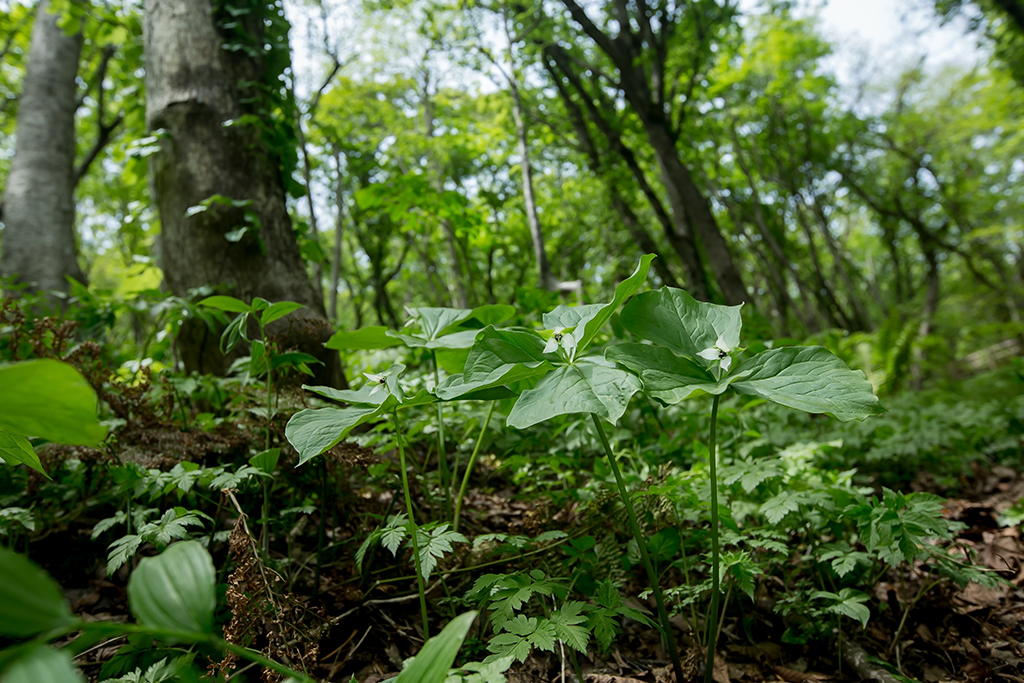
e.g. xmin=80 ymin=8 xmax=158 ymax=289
xmin=591 ymin=414 xmax=684 ymax=683
xmin=260 ymin=478 xmax=270 ymax=557
xmin=704 ymin=394 xmax=721 ymax=683
xmin=394 ymin=408 xmax=430 ymax=638
xmin=61 ymin=621 xmax=314 ymax=682
xmin=262 ymin=332 xmax=273 ymax=556
xmin=431 ymin=352 xmax=452 ymax=521
xmin=314 ymin=458 xmax=328 ymax=599
xmin=453 ymin=401 xmax=495 ymax=532
xmin=207 ymin=494 xmax=224 ymax=549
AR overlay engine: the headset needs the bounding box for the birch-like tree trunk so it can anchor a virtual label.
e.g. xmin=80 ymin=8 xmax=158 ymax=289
xmin=0 ymin=0 xmax=84 ymax=295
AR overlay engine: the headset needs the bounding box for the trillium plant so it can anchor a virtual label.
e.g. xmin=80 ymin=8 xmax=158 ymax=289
xmin=606 ymin=282 xmax=885 ymax=683
xmin=287 ymin=254 xmax=883 ymax=682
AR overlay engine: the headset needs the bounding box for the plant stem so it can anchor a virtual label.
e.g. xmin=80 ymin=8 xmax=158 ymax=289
xmin=207 ymin=493 xmax=224 ymax=548
xmin=314 ymin=458 xmax=328 ymax=599
xmin=431 ymin=352 xmax=452 ymax=521
xmin=591 ymin=414 xmax=684 ymax=683
xmin=453 ymin=401 xmax=495 ymax=531
xmin=393 ymin=408 xmax=430 ymax=638
xmin=704 ymin=394 xmax=722 ymax=683
xmin=262 ymin=332 xmax=273 ymax=555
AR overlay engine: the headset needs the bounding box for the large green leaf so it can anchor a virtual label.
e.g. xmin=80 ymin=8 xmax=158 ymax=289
xmin=434 ymin=327 xmax=554 ymax=400
xmin=302 ymin=384 xmax=387 ymax=406
xmin=395 ymin=611 xmax=477 ymax=683
xmin=619 ymin=288 xmax=743 ymax=358
xmin=260 ymin=301 xmax=304 ymax=326
xmin=731 ymin=347 xmax=884 ymax=421
xmin=0 ymin=430 xmax=46 ymax=477
xmin=0 ymin=360 xmax=107 ymax=446
xmin=506 ymin=360 xmax=642 ymax=429
xmin=605 ymin=343 xmax=730 ymax=403
xmin=324 ymin=326 xmax=404 ymax=350
xmin=197 ymin=295 xmax=250 ymax=313
xmin=1 ymin=646 xmax=83 ymax=683
xmin=388 ymin=328 xmax=481 ymax=350
xmin=463 ymin=327 xmax=556 ymax=380
xmin=0 ymin=548 xmax=76 ymax=638
xmin=542 ymin=254 xmax=654 ymax=353
xmin=411 ymin=304 xmax=516 ymax=340
xmin=286 ymin=404 xmax=387 ymax=466
xmin=127 ymin=541 xmax=215 ymax=635
xmin=434 ymin=366 xmax=542 ymax=401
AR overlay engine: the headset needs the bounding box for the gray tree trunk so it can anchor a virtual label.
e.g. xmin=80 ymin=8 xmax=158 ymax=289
xmin=144 ymin=0 xmax=344 ymax=386
xmin=0 ymin=0 xmax=84 ymax=295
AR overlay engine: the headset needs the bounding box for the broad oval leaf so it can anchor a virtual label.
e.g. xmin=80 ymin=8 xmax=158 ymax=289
xmin=0 ymin=547 xmax=76 ymax=638
xmin=395 ymin=611 xmax=477 ymax=683
xmin=197 ymin=295 xmax=250 ymax=313
xmin=0 ymin=360 xmax=107 ymax=447
xmin=260 ymin=301 xmax=304 ymax=326
xmin=619 ymin=288 xmax=743 ymax=359
xmin=128 ymin=541 xmax=215 ymax=634
xmin=324 ymin=326 xmax=404 ymax=350
xmin=409 ymin=304 xmax=515 ymax=340
xmin=2 ymin=646 xmax=83 ymax=683
xmin=542 ymin=254 xmax=654 ymax=353
xmin=0 ymin=429 xmax=47 ymax=477
xmin=248 ymin=448 xmax=280 ymax=475
xmin=463 ymin=327 xmax=556 ymax=380
xmin=605 ymin=343 xmax=729 ymax=403
xmin=730 ymin=347 xmax=885 ymax=422
xmin=506 ymin=361 xmax=642 ymax=429
xmin=388 ymin=328 xmax=481 ymax=350
xmin=435 ymin=364 xmax=545 ymax=401
xmin=303 ymin=383 xmax=386 ymax=406
xmin=286 ymin=404 xmax=386 ymax=465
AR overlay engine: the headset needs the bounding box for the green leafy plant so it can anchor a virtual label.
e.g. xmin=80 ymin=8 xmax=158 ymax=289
xmin=326 ymin=304 xmax=515 ymax=521
xmin=0 ymin=359 xmax=107 ymax=477
xmin=0 ymin=541 xmax=315 ymax=682
xmin=199 ymin=295 xmax=320 ymax=553
xmin=606 ymin=286 xmax=885 ymax=681
xmin=286 ymin=362 xmax=439 ymax=635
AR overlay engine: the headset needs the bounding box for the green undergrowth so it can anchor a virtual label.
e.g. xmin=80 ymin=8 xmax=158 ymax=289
xmin=0 ymin=271 xmax=1017 ymax=683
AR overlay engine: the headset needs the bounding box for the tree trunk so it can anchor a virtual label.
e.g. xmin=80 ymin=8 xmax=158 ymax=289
xmin=640 ymin=117 xmax=747 ymax=305
xmin=509 ymin=75 xmax=556 ymax=291
xmin=422 ymin=76 xmax=470 ymax=308
xmin=144 ymin=0 xmax=344 ymax=386
xmin=543 ymin=44 xmax=707 ymax=298
xmin=0 ymin=0 xmax=84 ymax=296
xmin=328 ymin=152 xmax=345 ymax=323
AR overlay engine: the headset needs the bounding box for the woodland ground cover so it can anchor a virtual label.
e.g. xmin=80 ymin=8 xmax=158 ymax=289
xmin=0 ymin=265 xmax=1022 ymax=683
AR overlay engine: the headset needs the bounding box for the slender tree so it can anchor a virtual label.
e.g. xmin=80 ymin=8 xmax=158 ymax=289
xmin=0 ymin=0 xmax=84 ymax=295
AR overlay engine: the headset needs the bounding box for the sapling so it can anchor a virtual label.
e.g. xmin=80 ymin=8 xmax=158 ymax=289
xmin=199 ymin=295 xmax=321 ymax=554
xmin=606 ymin=286 xmax=884 ymax=683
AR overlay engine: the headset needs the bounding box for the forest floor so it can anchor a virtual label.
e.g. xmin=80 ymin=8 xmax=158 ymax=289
xmin=29 ymin=428 xmax=1024 ymax=683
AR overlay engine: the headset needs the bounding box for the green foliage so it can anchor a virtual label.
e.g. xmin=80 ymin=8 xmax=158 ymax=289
xmin=0 ymin=360 xmax=107 ymax=476
xmin=394 ymin=612 xmax=477 ymax=683
xmin=0 ymin=547 xmax=76 ymax=638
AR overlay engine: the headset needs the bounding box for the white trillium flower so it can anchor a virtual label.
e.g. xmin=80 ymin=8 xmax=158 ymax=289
xmin=364 ymin=370 xmax=390 ymax=396
xmin=697 ymin=335 xmax=732 ymax=373
xmin=543 ymin=327 xmax=567 ymax=355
